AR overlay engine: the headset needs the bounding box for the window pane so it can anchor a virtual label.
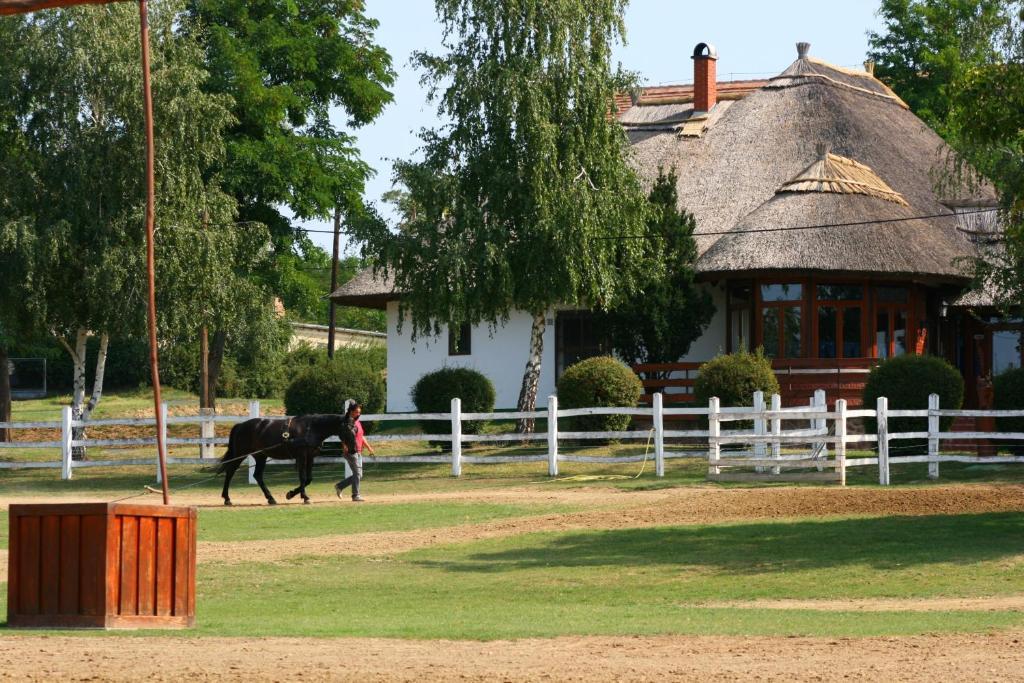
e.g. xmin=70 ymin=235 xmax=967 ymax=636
xmin=817 ymin=284 xmax=863 ymax=301
xmin=448 ymin=323 xmax=471 ymax=356
xmin=876 ymin=312 xmax=890 ymax=359
xmin=876 ymin=286 xmax=909 ymax=303
xmin=818 ymin=306 xmax=837 ymax=358
xmin=762 ymin=308 xmax=780 ymax=358
xmin=730 ymin=309 xmax=750 ymax=352
xmin=993 ymin=330 xmax=1023 ymax=374
xmin=785 ymin=306 xmax=802 ymax=358
xmin=760 ymin=284 xmax=802 ymax=302
xmin=893 ymin=311 xmax=907 ymax=356
xmin=843 ymin=307 xmax=862 ymax=357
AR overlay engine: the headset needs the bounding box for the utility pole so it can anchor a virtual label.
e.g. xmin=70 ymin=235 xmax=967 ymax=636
xmin=327 ymin=206 xmax=341 ymax=359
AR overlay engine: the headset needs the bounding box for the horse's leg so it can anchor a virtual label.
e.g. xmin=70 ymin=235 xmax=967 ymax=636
xmin=221 ymin=455 xmax=243 ymax=506
xmin=299 ymin=453 xmax=315 ymax=504
xmin=254 ymin=456 xmax=276 ymax=505
xmin=285 ymin=457 xmax=303 ymax=501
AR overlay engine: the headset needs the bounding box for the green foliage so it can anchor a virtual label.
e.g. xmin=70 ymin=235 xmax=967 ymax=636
xmin=993 ymin=367 xmax=1024 ymax=434
xmin=868 ymin=0 xmax=1011 ymax=135
xmin=868 ymin=1 xmax=1024 ymax=314
xmin=284 ymin=358 xmax=385 ymax=417
xmin=694 ymin=349 xmax=780 ymax=409
xmin=862 ymin=354 xmax=965 ymax=439
xmin=349 ymin=0 xmax=648 ymax=412
xmin=411 ymin=367 xmax=496 ymax=438
xmin=602 ymin=168 xmax=715 ymax=369
xmin=556 ymin=356 xmax=642 ymax=432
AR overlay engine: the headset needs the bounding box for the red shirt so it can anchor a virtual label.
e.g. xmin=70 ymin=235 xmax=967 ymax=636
xmin=354 ymin=420 xmax=369 ymax=453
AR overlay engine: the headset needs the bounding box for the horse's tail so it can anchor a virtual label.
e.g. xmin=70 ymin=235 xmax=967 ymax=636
xmin=216 ymin=424 xmax=239 ymax=474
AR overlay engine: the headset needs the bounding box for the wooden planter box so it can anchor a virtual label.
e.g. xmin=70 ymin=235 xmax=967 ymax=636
xmin=7 ymin=503 xmax=196 ymax=629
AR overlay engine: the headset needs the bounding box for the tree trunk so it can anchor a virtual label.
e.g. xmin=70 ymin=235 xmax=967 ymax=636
xmin=515 ymin=312 xmax=547 ymax=433
xmin=0 ymin=346 xmax=11 ymax=443
xmin=63 ymin=328 xmax=89 ymax=461
xmin=206 ymin=330 xmax=227 ymax=411
xmin=82 ymin=333 xmax=109 ymax=421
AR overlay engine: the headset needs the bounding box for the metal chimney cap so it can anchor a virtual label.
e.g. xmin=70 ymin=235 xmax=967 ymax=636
xmin=797 ymin=42 xmax=811 ymax=59
xmin=691 ymin=42 xmax=718 ymax=60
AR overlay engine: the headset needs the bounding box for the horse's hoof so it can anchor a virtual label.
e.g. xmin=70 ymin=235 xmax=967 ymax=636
xmin=302 ymin=498 xmax=311 ymax=505
xmin=285 ymin=490 xmax=297 ymax=500
xmin=224 ymin=499 xmax=232 ymax=507
xmin=267 ymin=498 xmax=278 ymax=506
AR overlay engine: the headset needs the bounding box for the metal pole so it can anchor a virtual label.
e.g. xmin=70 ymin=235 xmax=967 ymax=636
xmin=140 ymin=0 xmax=169 ymax=504
xmin=327 ymin=206 xmax=341 ymax=359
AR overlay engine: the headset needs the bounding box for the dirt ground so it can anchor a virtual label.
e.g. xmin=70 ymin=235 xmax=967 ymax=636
xmin=4 ymin=483 xmax=1024 ymax=680
xmin=0 ymin=632 xmax=1022 ymax=682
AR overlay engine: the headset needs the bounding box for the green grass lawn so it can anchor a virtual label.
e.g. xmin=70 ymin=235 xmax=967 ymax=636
xmin=5 ymin=511 xmax=1020 ymax=639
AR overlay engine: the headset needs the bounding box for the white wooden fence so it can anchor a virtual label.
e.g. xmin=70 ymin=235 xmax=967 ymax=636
xmin=1 ymin=391 xmax=1023 ymax=486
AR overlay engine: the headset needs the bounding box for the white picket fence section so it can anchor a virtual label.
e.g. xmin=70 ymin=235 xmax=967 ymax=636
xmin=1 ymin=391 xmax=1023 ymax=486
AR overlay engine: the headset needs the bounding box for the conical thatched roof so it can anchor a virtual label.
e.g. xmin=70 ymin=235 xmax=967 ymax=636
xmin=627 ymin=46 xmax=996 ymax=281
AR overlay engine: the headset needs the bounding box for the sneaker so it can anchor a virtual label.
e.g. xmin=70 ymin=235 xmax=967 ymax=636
xmin=351 ymin=495 xmax=365 ymax=502
xmin=335 ymin=482 xmax=346 ymax=499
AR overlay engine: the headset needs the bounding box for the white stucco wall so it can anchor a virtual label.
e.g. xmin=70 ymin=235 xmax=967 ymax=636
xmin=677 ymin=282 xmax=728 ymax=363
xmin=383 ymin=283 xmax=728 ymax=411
xmin=385 ymin=302 xmax=557 ymax=412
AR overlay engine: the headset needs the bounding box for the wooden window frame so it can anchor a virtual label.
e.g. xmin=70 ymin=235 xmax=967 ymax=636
xmin=755 ymin=280 xmax=807 ymax=359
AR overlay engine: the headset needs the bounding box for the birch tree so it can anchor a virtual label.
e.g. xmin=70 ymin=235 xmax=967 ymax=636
xmin=0 ymin=2 xmax=245 ymax=453
xmin=350 ymin=0 xmax=648 ymax=429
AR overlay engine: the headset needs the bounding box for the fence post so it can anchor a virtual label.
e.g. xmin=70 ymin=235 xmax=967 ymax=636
xmin=708 ymin=396 xmax=720 ymax=476
xmin=770 ymin=393 xmax=781 ymax=475
xmin=653 ymin=392 xmax=665 ymax=478
xmin=61 ymin=405 xmax=73 ymax=481
xmin=835 ymin=398 xmax=847 ymax=486
xmin=877 ymin=396 xmax=889 ymax=486
xmin=451 ymin=397 xmax=462 ymax=477
xmin=248 ymin=400 xmax=260 ymax=485
xmin=753 ymin=390 xmax=766 ymax=471
xmin=547 ymin=395 xmax=559 ymax=477
xmin=199 ymin=408 xmax=214 ymax=459
xmin=928 ymin=393 xmax=940 ymax=480
xmin=814 ymin=389 xmax=828 ymax=460
xmin=156 ymin=402 xmax=168 ymax=484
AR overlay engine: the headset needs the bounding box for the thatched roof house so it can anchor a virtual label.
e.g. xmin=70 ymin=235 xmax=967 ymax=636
xmin=333 ymin=41 xmax=1020 ymax=410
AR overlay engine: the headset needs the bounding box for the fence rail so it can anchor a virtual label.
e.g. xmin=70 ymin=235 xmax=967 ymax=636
xmin=2 ymin=390 xmax=1023 ymax=486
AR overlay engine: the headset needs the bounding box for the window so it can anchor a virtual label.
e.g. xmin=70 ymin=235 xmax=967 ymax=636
xmin=555 ymin=311 xmax=607 ymax=378
xmin=993 ymin=329 xmax=1023 ymax=374
xmin=448 ymin=323 xmax=471 ymax=356
xmin=728 ymin=283 xmax=752 ymax=353
xmin=874 ymin=287 xmax=910 ymax=358
xmin=815 ymin=283 xmax=864 ymax=359
xmin=760 ymin=283 xmax=803 ymax=359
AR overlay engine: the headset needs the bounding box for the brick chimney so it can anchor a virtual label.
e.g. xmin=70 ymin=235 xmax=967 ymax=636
xmin=691 ymin=42 xmax=718 ymax=113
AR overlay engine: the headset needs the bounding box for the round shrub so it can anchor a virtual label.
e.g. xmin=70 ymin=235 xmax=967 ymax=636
xmin=556 ymin=356 xmax=642 ymax=432
xmin=284 ymin=358 xmax=385 ymax=418
xmin=694 ymin=349 xmax=780 ymax=408
xmin=862 ymin=354 xmax=964 ymax=445
xmin=411 ymin=367 xmax=496 ymax=441
xmin=994 ymin=367 xmax=1024 ymax=436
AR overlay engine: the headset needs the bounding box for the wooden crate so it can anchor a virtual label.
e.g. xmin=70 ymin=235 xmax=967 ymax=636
xmin=7 ymin=502 xmax=196 ymax=629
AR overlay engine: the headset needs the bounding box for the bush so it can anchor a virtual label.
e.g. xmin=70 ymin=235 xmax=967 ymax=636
xmin=411 ymin=367 xmax=496 ymax=442
xmin=556 ymin=356 xmax=642 ymax=432
xmin=994 ymin=368 xmax=1024 ymax=436
xmin=862 ymin=354 xmax=964 ymax=444
xmin=284 ymin=358 xmax=385 ymax=417
xmin=694 ymin=349 xmax=780 ymax=408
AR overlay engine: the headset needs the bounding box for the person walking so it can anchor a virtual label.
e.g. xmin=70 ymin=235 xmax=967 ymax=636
xmin=335 ymin=399 xmax=374 ymax=502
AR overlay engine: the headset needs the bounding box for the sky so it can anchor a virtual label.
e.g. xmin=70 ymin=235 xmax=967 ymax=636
xmin=300 ymin=0 xmax=887 ymax=255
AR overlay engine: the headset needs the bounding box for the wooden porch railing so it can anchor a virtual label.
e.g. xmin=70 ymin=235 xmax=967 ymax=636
xmin=633 ymin=358 xmax=880 ymax=409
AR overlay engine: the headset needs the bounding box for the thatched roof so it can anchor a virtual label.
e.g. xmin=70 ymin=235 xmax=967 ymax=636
xmin=334 ymin=44 xmax=997 ymax=306
xmin=628 ymin=45 xmax=996 ymax=280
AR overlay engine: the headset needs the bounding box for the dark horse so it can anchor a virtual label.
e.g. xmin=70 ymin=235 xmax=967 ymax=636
xmin=217 ymin=414 xmax=356 ymax=506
